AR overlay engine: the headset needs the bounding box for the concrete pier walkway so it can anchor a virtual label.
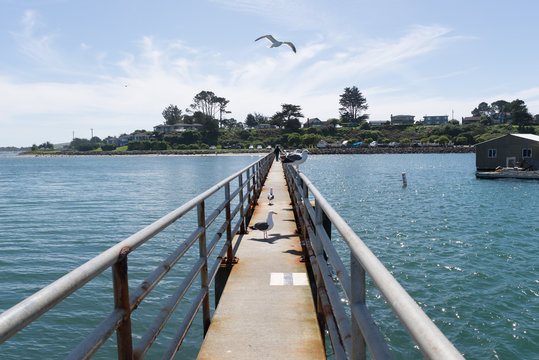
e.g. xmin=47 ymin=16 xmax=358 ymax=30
xmin=197 ymin=160 xmax=325 ymax=359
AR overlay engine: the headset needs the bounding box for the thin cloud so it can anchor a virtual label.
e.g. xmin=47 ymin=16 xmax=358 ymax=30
xmin=10 ymin=10 xmax=62 ymax=66
xmin=0 ymin=15 xmax=532 ymax=147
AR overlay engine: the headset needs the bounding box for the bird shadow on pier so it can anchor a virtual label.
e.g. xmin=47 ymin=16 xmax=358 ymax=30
xmin=247 ymin=233 xmax=297 ymax=244
xmin=283 ymin=249 xmax=303 ymax=257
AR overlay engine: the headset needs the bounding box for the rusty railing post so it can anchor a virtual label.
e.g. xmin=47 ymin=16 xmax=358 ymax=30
xmin=224 ymin=183 xmax=235 ymax=263
xmin=239 ymin=173 xmax=246 ymax=234
xmin=246 ymin=168 xmax=252 ymax=214
xmin=351 ymin=254 xmax=366 ymax=360
xmin=254 ymin=162 xmax=259 ymax=198
xmin=113 ymin=246 xmax=133 ymax=360
xmin=198 ymin=201 xmax=211 ymax=334
xmin=301 ymin=176 xmax=309 ymax=242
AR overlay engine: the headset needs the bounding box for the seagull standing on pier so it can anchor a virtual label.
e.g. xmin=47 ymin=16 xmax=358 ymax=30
xmin=249 ymin=211 xmax=277 ymax=239
xmin=255 ymin=35 xmax=296 ymax=53
xmin=282 ymin=149 xmax=308 ymax=172
xmin=267 ymin=188 xmax=274 ymax=205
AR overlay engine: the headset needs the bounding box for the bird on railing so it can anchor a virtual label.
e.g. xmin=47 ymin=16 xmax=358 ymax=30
xmin=267 ymin=187 xmax=274 ymax=205
xmin=249 ymin=211 xmax=277 ymax=239
xmin=255 ymin=34 xmax=296 ymax=53
xmin=282 ymin=149 xmax=308 ymax=172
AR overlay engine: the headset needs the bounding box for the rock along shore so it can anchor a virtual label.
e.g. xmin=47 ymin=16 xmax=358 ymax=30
xmin=22 ymin=146 xmax=475 ymax=156
xmin=308 ymin=145 xmax=475 ymax=155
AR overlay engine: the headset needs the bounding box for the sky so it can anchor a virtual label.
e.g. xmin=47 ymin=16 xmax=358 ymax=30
xmin=1 ymin=0 xmax=539 ymax=147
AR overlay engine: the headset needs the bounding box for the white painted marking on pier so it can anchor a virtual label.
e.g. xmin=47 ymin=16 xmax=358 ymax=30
xmin=270 ymin=272 xmax=308 ymax=286
xmin=293 ymin=272 xmax=309 ymax=285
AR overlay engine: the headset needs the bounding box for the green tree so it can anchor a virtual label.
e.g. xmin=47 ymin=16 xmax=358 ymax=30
xmin=287 ymin=133 xmax=302 ymax=147
xmin=189 ymin=91 xmax=228 ymax=120
xmin=180 ymin=130 xmax=201 ymax=145
xmin=221 ymin=118 xmax=242 ymax=130
xmin=192 ymin=111 xmax=219 ymax=144
xmin=162 ymin=104 xmax=183 ymax=125
xmin=215 ymin=97 xmax=230 ymax=128
xmin=39 ymin=141 xmax=54 ymax=150
xmin=508 ymin=99 xmax=533 ymax=128
xmin=284 ymin=118 xmax=301 ymax=131
xmin=339 ymin=86 xmax=368 ymax=122
xmin=270 ymin=112 xmax=285 ymax=129
xmin=245 ymin=114 xmax=258 ymax=128
xmin=491 ymin=100 xmax=509 ymax=114
xmin=255 ymin=113 xmax=268 ymax=125
xmin=471 ymin=102 xmax=491 ymax=117
xmin=272 ymin=104 xmax=304 ymax=130
xmin=302 ymin=133 xmax=322 ymax=147
xmin=70 ymin=138 xmax=99 ymax=151
xmin=490 ymin=100 xmax=510 ymax=122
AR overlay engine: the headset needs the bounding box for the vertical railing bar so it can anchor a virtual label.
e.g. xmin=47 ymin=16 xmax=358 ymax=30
xmin=351 ymin=254 xmax=367 ymax=360
xmin=239 ymin=173 xmax=246 ymax=233
xmin=247 ymin=167 xmax=252 ymax=219
xmin=224 ymin=182 xmax=234 ymax=262
xmin=198 ymin=201 xmax=211 ymax=335
xmin=112 ymin=246 xmax=133 ymax=360
xmin=255 ymin=162 xmax=259 ymax=196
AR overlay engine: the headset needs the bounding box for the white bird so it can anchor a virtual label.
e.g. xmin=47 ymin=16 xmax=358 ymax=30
xmin=255 ymin=34 xmax=296 ymax=53
xmin=267 ymin=187 xmax=274 ymax=205
xmin=282 ymin=149 xmax=308 ymax=171
xmin=249 ymin=211 xmax=277 ymax=239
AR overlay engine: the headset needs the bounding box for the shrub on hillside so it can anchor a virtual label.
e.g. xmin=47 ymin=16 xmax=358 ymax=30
xmin=455 ymin=136 xmax=468 ymax=145
xmin=101 ymin=144 xmax=117 ymax=151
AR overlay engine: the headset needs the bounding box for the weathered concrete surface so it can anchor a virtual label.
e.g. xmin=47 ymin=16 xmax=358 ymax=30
xmin=197 ymin=160 xmax=325 ymax=360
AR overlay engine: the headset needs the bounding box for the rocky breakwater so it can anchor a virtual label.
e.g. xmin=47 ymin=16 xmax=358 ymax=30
xmin=309 ymin=145 xmax=475 ymax=155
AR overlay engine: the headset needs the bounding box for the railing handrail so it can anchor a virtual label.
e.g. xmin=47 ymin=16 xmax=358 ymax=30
xmin=284 ymin=165 xmax=464 ymax=360
xmin=0 ymin=154 xmax=273 ymax=357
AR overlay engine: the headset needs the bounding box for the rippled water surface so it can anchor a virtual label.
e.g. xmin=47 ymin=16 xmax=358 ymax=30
xmin=0 ymin=153 xmax=537 ymax=359
xmin=300 ymin=154 xmax=538 ymax=360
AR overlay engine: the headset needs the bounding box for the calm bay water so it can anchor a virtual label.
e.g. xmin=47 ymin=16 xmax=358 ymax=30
xmin=0 ymin=153 xmax=537 ymax=359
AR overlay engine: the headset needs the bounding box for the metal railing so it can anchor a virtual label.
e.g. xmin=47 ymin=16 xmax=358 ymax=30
xmin=283 ymin=165 xmax=464 ymax=360
xmin=0 ymin=154 xmax=273 ymax=359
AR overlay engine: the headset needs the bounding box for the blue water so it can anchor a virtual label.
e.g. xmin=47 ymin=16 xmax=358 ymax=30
xmin=0 ymin=153 xmax=537 ymax=359
xmin=300 ymin=154 xmax=538 ymax=359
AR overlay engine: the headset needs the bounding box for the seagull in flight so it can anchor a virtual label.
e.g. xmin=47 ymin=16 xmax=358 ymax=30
xmin=255 ymin=35 xmax=296 ymax=53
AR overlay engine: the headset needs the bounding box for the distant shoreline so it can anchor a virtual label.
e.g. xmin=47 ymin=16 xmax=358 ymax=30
xmin=15 ymin=146 xmax=475 ymax=157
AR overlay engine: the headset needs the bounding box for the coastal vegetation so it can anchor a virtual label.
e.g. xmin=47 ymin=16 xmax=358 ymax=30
xmin=27 ymin=88 xmax=538 ymax=154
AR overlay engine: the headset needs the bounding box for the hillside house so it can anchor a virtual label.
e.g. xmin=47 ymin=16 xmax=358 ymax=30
xmin=475 ymin=134 xmax=539 ymax=170
xmin=423 ymin=115 xmax=448 ymax=125
xmin=390 ymin=115 xmax=415 ymax=126
xmin=340 ymin=122 xmax=359 ymax=127
xmin=154 ymin=124 xmax=203 ymax=133
xmin=462 ymin=116 xmax=481 ymax=125
xmin=303 ymin=118 xmax=323 ymax=128
xmin=105 ymin=133 xmax=150 ymax=147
